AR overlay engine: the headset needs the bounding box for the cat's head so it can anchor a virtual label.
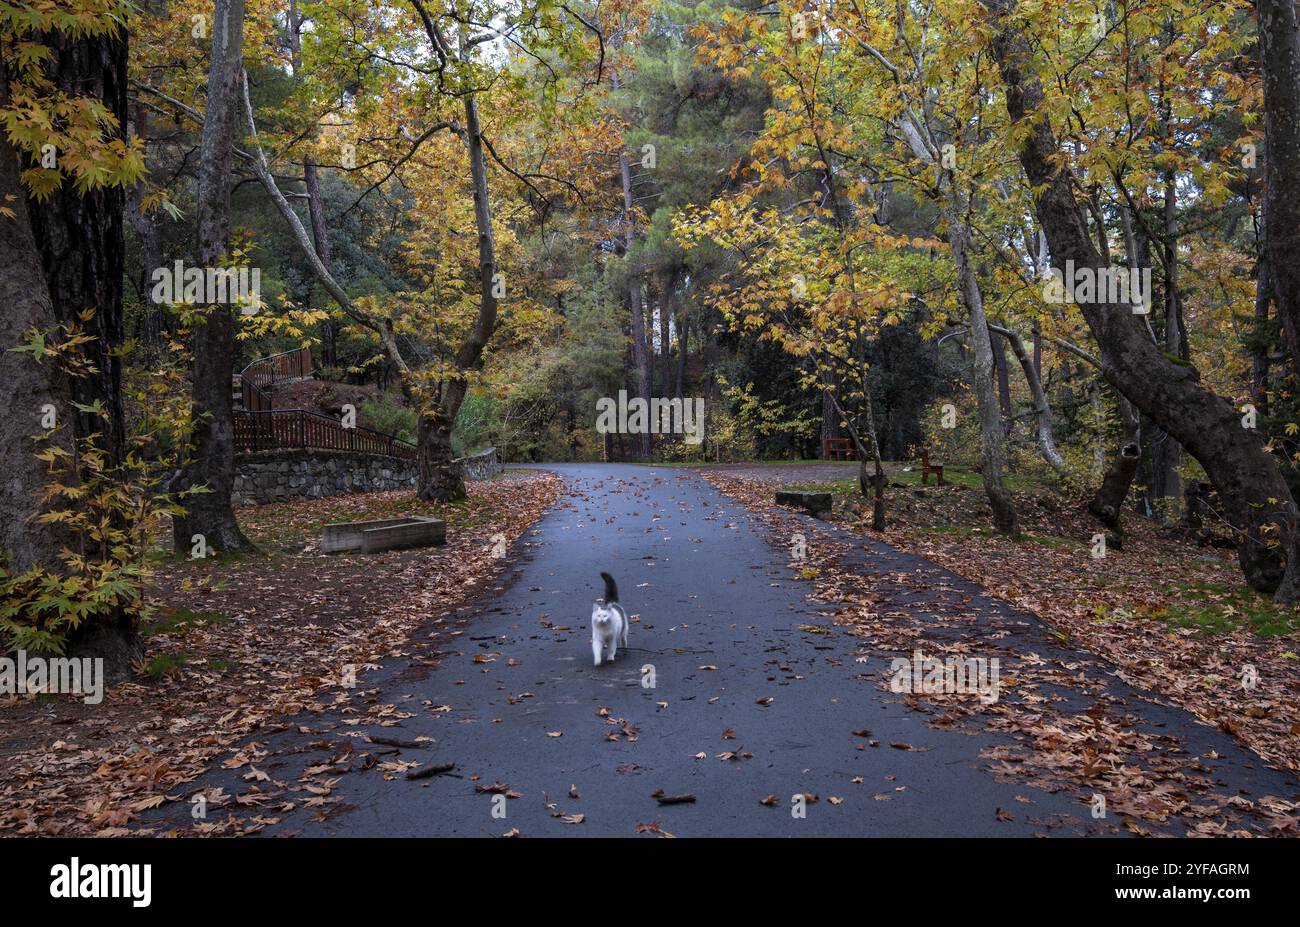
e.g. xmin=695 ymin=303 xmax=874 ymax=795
xmin=591 ymin=600 xmax=614 ymax=626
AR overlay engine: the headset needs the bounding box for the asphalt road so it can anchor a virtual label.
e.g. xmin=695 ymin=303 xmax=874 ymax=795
xmin=155 ymin=463 xmax=1300 ymax=837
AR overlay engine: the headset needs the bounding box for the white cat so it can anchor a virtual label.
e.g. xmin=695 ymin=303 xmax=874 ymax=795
xmin=591 ymin=571 xmax=629 ymax=666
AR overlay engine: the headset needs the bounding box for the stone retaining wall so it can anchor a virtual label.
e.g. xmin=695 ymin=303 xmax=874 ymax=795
xmin=454 ymin=447 xmax=501 ymax=481
xmin=232 ymin=446 xmax=502 ymax=505
xmin=232 ymin=449 xmax=416 ymax=506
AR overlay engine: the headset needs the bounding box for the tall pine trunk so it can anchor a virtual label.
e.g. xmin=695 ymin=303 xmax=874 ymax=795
xmin=619 ymin=147 xmax=652 ymax=458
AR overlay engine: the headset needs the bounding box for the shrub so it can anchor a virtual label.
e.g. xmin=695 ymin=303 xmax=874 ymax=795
xmin=361 ymin=397 xmax=417 ymax=443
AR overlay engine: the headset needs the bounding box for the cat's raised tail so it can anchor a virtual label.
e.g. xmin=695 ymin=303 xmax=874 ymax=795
xmin=600 ymin=571 xmax=619 ymax=603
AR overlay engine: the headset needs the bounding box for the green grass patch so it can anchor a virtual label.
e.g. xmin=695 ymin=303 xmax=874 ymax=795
xmin=886 ymin=467 xmax=1044 ymax=492
xmin=144 ymin=653 xmax=189 ymax=680
xmin=142 ymin=606 xmax=229 ymax=637
xmin=785 ymin=477 xmax=860 ymax=498
xmin=784 ymin=466 xmax=1042 ymax=494
xmin=1155 ymin=583 xmax=1300 ymax=638
xmin=1093 ymin=583 xmax=1300 ymax=638
xmin=1024 ymin=533 xmax=1075 ymax=550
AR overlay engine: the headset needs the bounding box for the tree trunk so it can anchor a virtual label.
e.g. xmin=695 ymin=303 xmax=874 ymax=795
xmin=989 ymin=323 xmax=1064 ymax=472
xmin=610 ymin=59 xmax=650 ymax=458
xmin=1254 ymin=240 xmax=1272 ymax=414
xmin=1258 ymin=0 xmax=1300 ymax=382
xmin=417 ymin=407 xmax=460 ymax=501
xmin=417 ymin=31 xmax=501 ymax=501
xmin=28 ymin=32 xmax=129 ymax=473
xmin=619 ymin=147 xmax=651 ymax=458
xmin=659 ymin=270 xmax=676 ymax=397
xmin=127 ymin=106 xmax=163 ymax=345
xmin=172 ymin=0 xmax=253 ymax=556
xmin=1031 ymin=319 xmax=1042 ymax=383
xmin=126 ymin=178 xmax=164 ymax=345
xmin=1153 ymin=157 xmax=1185 ymax=517
xmin=675 ymin=308 xmax=688 ymax=401
xmin=947 ymin=214 xmax=1019 ymax=536
xmin=987 ymin=0 xmax=1300 ymax=598
xmin=288 ymin=0 xmax=339 ymax=370
xmin=19 ymin=24 xmax=143 ymax=675
xmin=993 ymin=330 xmax=1013 ymax=435
xmin=305 ymin=158 xmax=341 ymax=369
xmin=1089 ymin=395 xmax=1140 ymax=547
xmin=826 ymin=384 xmax=886 ymax=530
xmin=0 ymin=114 xmax=73 ymax=576
xmin=820 ymin=366 xmax=841 ymax=456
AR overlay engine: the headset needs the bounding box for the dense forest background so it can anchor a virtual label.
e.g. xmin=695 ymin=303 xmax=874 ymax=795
xmin=10 ymin=0 xmax=1300 ymax=672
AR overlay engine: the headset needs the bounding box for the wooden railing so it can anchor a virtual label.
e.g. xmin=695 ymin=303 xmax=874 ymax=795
xmin=234 ymin=409 xmax=418 ymax=460
xmin=239 ymin=347 xmax=313 ymax=413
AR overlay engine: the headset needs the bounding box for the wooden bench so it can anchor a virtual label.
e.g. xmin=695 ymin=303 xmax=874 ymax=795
xmin=822 ymin=437 xmax=855 ymax=461
xmin=921 ymin=449 xmax=945 ymax=486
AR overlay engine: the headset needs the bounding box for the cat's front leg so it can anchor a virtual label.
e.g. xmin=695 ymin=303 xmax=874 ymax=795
xmin=592 ymin=638 xmax=604 ymax=666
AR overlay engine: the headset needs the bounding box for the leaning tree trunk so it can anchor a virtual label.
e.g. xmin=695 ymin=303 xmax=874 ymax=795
xmin=171 ymin=0 xmax=254 ymax=556
xmin=987 ymin=0 xmax=1300 ymax=598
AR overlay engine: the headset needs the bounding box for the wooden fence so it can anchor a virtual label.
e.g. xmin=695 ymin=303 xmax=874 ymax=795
xmin=234 ymin=409 xmax=418 ymax=460
xmin=239 ymin=347 xmax=313 ymax=413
